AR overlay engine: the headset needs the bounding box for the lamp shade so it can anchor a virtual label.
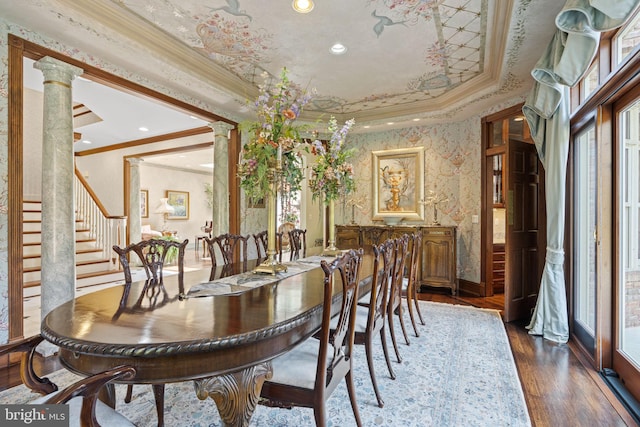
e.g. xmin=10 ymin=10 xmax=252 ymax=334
xmin=154 ymin=198 xmax=175 ymax=215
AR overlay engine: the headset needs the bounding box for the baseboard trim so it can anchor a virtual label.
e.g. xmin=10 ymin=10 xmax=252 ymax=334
xmin=458 ymin=279 xmax=485 ymax=297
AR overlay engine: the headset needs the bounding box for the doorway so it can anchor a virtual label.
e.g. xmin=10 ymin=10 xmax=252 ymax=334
xmin=481 ymin=105 xmax=545 ymax=322
xmin=7 ymin=35 xmax=235 ymax=342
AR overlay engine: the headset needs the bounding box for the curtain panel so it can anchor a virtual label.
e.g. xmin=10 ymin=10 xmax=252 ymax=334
xmin=523 ymin=0 xmax=640 ymax=343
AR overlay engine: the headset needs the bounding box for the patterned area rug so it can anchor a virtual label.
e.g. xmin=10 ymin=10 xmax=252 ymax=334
xmin=0 ymin=301 xmax=531 ymax=426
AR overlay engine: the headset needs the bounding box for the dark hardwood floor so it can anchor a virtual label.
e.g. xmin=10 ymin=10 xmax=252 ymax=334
xmin=2 ymin=251 xmax=638 ymax=426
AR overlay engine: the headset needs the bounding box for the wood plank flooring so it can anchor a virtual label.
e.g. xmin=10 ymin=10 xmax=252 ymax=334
xmin=2 ymin=249 xmax=638 ymax=426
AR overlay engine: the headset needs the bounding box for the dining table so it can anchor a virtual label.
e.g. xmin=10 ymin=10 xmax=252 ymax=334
xmin=40 ymin=254 xmax=373 ymax=427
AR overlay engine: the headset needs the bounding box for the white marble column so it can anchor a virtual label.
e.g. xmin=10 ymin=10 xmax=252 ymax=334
xmin=127 ymin=158 xmax=144 ymax=245
xmin=34 ymin=57 xmax=83 ymax=321
xmin=209 ymin=122 xmax=234 ymax=235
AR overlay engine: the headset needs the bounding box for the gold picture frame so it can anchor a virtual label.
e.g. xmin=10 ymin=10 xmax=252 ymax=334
xmin=140 ymin=189 xmax=149 ymax=218
xmin=166 ymin=190 xmax=190 ymax=220
xmin=372 ymin=146 xmax=425 ymax=222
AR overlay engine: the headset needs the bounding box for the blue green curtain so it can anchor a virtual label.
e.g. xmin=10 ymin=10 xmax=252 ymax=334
xmin=523 ymin=0 xmax=640 ymax=343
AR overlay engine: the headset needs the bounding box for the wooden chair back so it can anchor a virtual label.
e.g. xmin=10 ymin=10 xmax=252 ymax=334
xmin=0 ymin=335 xmax=136 ymax=427
xmin=253 ymin=230 xmax=268 ymax=259
xmin=288 ymin=228 xmax=307 ymax=261
xmin=112 ymin=238 xmax=188 ymax=294
xmin=253 ymin=230 xmax=284 ymax=261
xmin=205 ymin=233 xmax=250 ymax=266
xmin=316 ymin=248 xmax=363 ymax=398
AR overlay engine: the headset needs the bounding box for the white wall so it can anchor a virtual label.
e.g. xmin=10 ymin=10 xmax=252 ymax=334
xmin=140 ymin=163 xmax=212 ymax=244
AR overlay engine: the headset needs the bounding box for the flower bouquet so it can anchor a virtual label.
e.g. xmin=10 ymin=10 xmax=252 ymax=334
xmin=308 ymin=116 xmax=356 ymax=203
xmin=238 ymin=68 xmax=313 ymax=201
xmin=308 ymin=116 xmax=356 ymax=255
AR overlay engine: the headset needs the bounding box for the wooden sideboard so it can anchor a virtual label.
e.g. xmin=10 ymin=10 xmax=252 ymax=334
xmin=336 ymin=225 xmax=457 ymax=295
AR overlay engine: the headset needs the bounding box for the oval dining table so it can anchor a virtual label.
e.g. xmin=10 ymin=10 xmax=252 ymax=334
xmin=40 ymin=256 xmax=372 ymax=427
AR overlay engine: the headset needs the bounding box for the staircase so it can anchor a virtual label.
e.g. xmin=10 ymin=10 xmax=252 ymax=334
xmin=23 ymin=200 xmax=124 ymax=289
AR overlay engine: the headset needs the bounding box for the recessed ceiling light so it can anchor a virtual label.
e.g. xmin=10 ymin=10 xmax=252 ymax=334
xmin=363 ymin=125 xmax=370 ymax=129
xmin=330 ymin=43 xmax=347 ymax=55
xmin=139 ymin=127 xmax=149 ymax=132
xmin=292 ymin=0 xmax=314 ymax=13
xmin=387 ymin=122 xmax=395 ymax=125
xmin=413 ymin=118 xmax=421 ymax=122
xmin=82 ymin=140 xmax=92 ymax=144
xmin=513 ymin=116 xmax=525 ymax=121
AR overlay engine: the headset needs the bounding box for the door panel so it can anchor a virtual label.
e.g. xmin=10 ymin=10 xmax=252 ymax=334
xmin=505 ymin=140 xmax=541 ymax=322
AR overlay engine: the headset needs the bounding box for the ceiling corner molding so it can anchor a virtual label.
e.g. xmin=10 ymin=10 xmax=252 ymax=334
xmin=56 ymin=0 xmax=259 ymax=102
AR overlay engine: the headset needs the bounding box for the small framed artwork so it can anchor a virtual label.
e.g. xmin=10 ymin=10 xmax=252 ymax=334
xmin=372 ymin=146 xmax=425 ymax=222
xmin=140 ymin=189 xmax=149 ymax=218
xmin=166 ymin=190 xmax=190 ymax=220
xmin=249 ymin=197 xmax=265 ymax=208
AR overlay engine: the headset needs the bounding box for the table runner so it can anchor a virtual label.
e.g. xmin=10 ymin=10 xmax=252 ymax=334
xmin=185 ymin=255 xmax=330 ymax=298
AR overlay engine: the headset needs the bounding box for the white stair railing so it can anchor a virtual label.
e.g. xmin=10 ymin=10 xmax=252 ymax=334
xmin=74 ymin=170 xmax=127 ymax=269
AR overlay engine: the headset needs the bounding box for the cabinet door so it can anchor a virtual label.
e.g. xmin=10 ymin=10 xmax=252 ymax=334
xmin=421 ymin=227 xmax=456 ymax=294
xmin=361 ymin=227 xmax=389 ymax=245
xmin=336 ymin=226 xmax=360 ymax=249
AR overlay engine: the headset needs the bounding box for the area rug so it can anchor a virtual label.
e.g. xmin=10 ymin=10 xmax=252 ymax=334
xmin=0 ymin=301 xmax=531 ymax=426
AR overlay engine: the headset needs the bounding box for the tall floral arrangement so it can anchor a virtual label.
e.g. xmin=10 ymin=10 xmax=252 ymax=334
xmin=238 ymin=68 xmax=313 ymax=201
xmin=308 ymin=116 xmax=356 ymax=204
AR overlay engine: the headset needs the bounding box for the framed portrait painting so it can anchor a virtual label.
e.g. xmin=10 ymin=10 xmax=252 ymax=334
xmin=372 ymin=146 xmax=425 ymax=222
xmin=166 ymin=190 xmax=190 ymax=220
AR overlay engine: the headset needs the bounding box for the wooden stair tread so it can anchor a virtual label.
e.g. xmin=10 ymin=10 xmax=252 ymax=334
xmin=24 ymin=269 xmax=124 ymax=289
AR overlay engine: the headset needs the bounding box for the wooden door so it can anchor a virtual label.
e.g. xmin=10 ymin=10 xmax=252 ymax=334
xmin=505 ymin=140 xmax=542 ymax=322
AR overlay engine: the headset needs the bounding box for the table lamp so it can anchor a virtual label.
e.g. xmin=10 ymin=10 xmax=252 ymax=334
xmin=154 ymin=198 xmax=175 ymax=231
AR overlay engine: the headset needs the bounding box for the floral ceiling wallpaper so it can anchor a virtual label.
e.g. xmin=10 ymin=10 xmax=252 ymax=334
xmin=117 ymin=0 xmax=492 ymax=117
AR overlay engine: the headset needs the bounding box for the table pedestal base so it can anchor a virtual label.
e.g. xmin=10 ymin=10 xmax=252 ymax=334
xmin=194 ymin=362 xmax=273 ymax=427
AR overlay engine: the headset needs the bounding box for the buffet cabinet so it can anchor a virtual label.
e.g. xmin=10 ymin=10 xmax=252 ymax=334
xmin=336 ymin=225 xmax=457 ymax=295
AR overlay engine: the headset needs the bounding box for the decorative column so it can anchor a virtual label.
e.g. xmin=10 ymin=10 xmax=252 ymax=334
xmin=209 ymin=121 xmax=234 ymax=236
xmin=127 ymin=158 xmax=144 ymax=245
xmin=34 ymin=57 xmax=83 ymax=321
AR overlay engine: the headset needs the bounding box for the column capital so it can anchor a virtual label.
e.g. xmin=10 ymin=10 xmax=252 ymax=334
xmin=34 ymin=57 xmax=83 ymax=86
xmin=208 ymin=121 xmax=235 ymax=139
xmin=126 ymin=157 xmax=144 ymax=166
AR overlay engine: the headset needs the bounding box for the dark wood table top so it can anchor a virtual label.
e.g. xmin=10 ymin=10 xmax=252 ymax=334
xmin=41 ymin=256 xmax=372 ymax=383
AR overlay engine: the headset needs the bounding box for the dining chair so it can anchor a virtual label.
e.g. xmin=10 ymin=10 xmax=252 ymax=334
xmin=288 ymin=228 xmax=307 ymax=261
xmin=112 ymin=237 xmax=188 ymax=427
xmin=205 ymin=233 xmax=250 ymax=265
xmin=259 ymin=248 xmax=364 ymax=427
xmin=403 ymin=232 xmax=425 ymax=337
xmin=0 ymin=335 xmax=136 ymax=427
xmin=253 ymin=230 xmax=268 ymax=259
xmin=387 ymin=234 xmax=411 ymax=363
xmin=339 ymin=239 xmax=395 ymax=408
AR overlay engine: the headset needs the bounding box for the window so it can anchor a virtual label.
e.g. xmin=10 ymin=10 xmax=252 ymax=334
xmin=615 ymin=11 xmax=640 ymax=65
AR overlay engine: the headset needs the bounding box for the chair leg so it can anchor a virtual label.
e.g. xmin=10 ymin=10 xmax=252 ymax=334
xmin=313 ymin=403 xmax=326 ymax=427
xmin=124 ymin=384 xmax=133 ymax=403
xmin=405 ymin=288 xmax=420 ymax=337
xmin=345 ymin=371 xmax=363 ymax=427
xmin=152 ymin=384 xmax=165 ymax=427
xmin=364 ymin=338 xmax=384 ymax=407
xmin=414 ymin=289 xmax=425 ymax=325
xmin=387 ymin=309 xmax=402 ymax=363
xmin=379 ymin=326 xmax=396 ymax=380
xmin=396 ymin=304 xmax=411 ymax=345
